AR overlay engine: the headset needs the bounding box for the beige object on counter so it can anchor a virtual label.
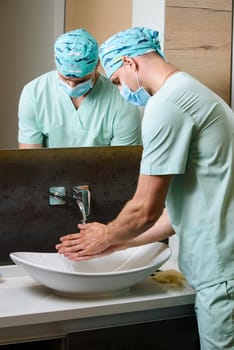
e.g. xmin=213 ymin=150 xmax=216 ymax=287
xmin=151 ymin=269 xmax=186 ymax=288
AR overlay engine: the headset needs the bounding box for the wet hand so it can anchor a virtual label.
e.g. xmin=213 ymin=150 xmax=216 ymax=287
xmin=56 ymin=222 xmax=111 ymax=260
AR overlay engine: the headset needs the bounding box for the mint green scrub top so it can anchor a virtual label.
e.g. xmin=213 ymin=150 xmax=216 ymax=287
xmin=140 ymin=72 xmax=234 ymax=291
xmin=18 ymin=71 xmax=141 ymax=147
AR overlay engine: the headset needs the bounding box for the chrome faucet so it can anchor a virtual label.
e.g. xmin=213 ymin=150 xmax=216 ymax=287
xmin=72 ymin=185 xmax=90 ymax=222
xmin=49 ymin=185 xmax=90 ymax=223
xmin=76 ymin=199 xmax=87 ymax=224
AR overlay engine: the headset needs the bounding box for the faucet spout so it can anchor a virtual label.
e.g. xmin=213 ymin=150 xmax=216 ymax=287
xmin=76 ymin=199 xmax=87 ymax=224
xmin=73 ymin=185 xmax=90 ymax=223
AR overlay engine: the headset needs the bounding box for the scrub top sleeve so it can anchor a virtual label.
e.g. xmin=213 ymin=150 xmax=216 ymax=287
xmin=18 ymin=85 xmax=44 ymax=145
xmin=110 ymin=104 xmax=142 ymax=146
xmin=140 ymin=100 xmax=195 ymax=175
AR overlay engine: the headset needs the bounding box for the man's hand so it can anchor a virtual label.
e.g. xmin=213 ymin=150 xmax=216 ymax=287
xmin=56 ymin=222 xmax=112 ymax=260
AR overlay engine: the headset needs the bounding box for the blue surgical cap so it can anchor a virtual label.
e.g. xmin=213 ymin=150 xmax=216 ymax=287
xmin=54 ymin=28 xmax=99 ymax=78
xmin=99 ymin=27 xmax=165 ymax=78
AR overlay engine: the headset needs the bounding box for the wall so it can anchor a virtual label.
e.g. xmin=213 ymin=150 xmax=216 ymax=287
xmin=165 ymin=0 xmax=232 ymax=104
xmin=65 ymin=0 xmax=165 ymax=44
xmin=0 ymin=146 xmax=142 ymax=265
xmin=132 ymin=0 xmax=165 ymax=47
xmin=0 ymin=0 xmax=65 ymax=149
xmin=65 ymin=0 xmax=132 ymax=45
xmin=65 ymin=0 xmax=165 ymax=77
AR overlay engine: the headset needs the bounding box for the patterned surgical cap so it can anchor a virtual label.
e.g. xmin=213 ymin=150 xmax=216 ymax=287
xmin=54 ymin=28 xmax=99 ymax=78
xmin=99 ymin=27 xmax=165 ymax=78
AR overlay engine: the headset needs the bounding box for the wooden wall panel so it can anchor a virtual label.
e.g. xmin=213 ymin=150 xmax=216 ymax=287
xmin=165 ymin=0 xmax=232 ymax=104
xmin=65 ymin=0 xmax=132 ymax=45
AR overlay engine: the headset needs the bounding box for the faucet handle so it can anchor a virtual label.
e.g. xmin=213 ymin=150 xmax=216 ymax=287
xmin=49 ymin=186 xmax=66 ymax=205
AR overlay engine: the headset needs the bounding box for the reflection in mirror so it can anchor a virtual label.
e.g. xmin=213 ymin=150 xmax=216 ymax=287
xmin=17 ymin=1 xmax=143 ymax=149
xmin=18 ymin=28 xmax=142 ymax=149
xmin=1 ymin=0 xmax=164 ymax=150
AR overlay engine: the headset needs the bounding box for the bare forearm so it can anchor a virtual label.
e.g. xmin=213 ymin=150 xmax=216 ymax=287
xmin=116 ymin=208 xmax=174 ymax=249
xmin=105 ymin=175 xmax=172 ymax=246
xmin=106 ymin=198 xmax=162 ymax=245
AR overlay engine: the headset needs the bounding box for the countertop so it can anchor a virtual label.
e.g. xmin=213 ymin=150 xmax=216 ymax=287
xmin=0 ymin=257 xmax=195 ymax=345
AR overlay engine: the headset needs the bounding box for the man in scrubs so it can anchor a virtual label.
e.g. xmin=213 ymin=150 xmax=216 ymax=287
xmin=56 ymin=27 xmax=234 ymax=349
xmin=18 ymin=28 xmax=141 ymax=148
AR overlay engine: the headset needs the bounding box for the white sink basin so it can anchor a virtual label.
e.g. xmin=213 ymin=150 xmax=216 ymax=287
xmin=10 ymin=242 xmax=171 ymax=297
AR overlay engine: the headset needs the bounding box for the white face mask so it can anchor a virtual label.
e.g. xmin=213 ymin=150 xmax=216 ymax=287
xmin=120 ymin=66 xmax=151 ymax=106
xmin=59 ymin=76 xmax=94 ymax=98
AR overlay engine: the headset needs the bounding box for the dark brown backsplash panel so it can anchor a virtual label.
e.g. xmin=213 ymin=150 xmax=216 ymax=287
xmin=0 ymin=146 xmax=142 ymax=264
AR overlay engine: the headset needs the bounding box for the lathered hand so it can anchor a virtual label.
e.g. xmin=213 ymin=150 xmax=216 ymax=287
xmin=56 ymin=222 xmax=111 ymax=260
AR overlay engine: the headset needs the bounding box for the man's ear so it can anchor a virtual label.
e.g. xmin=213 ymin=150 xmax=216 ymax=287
xmin=122 ymin=56 xmax=137 ymax=71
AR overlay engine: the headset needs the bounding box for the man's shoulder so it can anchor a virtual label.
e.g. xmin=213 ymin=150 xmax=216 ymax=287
xmin=24 ymin=70 xmax=57 ymax=89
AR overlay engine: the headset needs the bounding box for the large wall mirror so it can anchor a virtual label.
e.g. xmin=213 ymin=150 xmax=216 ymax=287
xmin=0 ymin=0 xmax=232 ymax=150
